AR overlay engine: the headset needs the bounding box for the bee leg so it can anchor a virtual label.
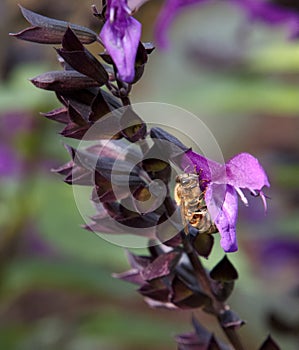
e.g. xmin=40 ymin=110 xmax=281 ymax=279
xmin=180 ymin=200 xmax=189 ymax=235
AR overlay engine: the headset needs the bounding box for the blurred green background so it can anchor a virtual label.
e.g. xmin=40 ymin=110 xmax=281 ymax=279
xmin=0 ymin=0 xmax=298 ymax=349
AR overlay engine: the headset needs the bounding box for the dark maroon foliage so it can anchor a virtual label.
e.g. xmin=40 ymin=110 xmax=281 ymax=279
xmin=11 ymin=6 xmax=98 ymax=44
xmin=176 ymin=317 xmax=230 ymax=350
xmin=258 ymin=335 xmax=281 ymax=350
xmin=12 ymin=4 xmax=281 ymax=350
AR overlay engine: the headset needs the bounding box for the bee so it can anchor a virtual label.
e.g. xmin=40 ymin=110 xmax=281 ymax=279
xmin=174 ymin=172 xmax=217 ymax=235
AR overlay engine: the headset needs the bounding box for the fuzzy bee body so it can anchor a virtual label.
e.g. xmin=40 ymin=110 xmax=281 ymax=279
xmin=175 ymin=173 xmax=217 ymax=234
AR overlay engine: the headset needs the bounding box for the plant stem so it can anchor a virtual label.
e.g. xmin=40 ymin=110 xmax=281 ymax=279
xmin=161 ymin=165 xmax=246 ymax=349
xmin=182 ymin=236 xmax=246 ymax=350
xmin=114 ymin=67 xmax=131 ymax=106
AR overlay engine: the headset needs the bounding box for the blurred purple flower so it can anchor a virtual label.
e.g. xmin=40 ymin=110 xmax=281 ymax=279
xmin=154 ymin=0 xmax=299 ymax=48
xmin=19 ymin=227 xmax=60 ymax=259
xmin=232 ymin=0 xmax=299 ymax=39
xmin=0 ymin=144 xmax=21 ymax=178
xmin=1 ymin=110 xmax=34 ymax=135
xmin=246 ymin=237 xmax=299 ymax=277
xmin=155 ymin=0 xmax=208 ymax=48
xmin=185 ymin=151 xmax=270 ymax=252
xmin=100 ymin=0 xmax=142 ymax=82
xmin=0 ymin=111 xmax=34 ymax=179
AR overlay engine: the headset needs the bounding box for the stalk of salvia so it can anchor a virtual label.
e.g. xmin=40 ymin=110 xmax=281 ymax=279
xmin=11 ymin=2 xmax=279 ymax=349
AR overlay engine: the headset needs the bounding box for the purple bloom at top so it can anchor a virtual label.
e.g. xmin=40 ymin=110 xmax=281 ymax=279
xmin=154 ymin=0 xmax=299 ymax=48
xmin=100 ymin=0 xmax=142 ymax=82
xmin=184 ymin=151 xmax=270 ymax=252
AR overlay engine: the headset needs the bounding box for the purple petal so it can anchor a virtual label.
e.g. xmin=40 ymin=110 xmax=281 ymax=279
xmin=223 ymin=153 xmax=270 ymax=191
xmin=100 ymin=12 xmax=141 ymax=82
xmin=206 ymin=184 xmax=238 ymax=252
xmin=154 ymin=0 xmax=209 ymax=48
xmin=184 ymin=149 xmax=224 ymax=184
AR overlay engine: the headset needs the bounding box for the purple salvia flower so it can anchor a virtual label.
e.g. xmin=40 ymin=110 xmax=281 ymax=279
xmin=100 ymin=0 xmax=142 ymax=82
xmin=185 ymin=151 xmax=270 ymax=252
